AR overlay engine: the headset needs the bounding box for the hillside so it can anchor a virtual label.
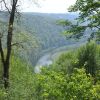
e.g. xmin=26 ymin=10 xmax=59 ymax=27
xmin=0 ymin=12 xmax=88 ymax=65
xmin=20 ymin=12 xmax=79 ymax=49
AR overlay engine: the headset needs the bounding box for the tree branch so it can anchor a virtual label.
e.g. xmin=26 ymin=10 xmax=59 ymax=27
xmin=11 ymin=41 xmax=24 ymax=48
xmin=2 ymin=0 xmax=11 ymax=14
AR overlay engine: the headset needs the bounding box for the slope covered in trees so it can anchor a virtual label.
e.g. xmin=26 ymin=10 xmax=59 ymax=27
xmin=0 ymin=12 xmax=87 ymax=66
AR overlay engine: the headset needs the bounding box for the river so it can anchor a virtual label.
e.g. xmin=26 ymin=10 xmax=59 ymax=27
xmin=34 ymin=42 xmax=86 ymax=73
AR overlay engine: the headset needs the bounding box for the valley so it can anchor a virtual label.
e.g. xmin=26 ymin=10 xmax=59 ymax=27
xmin=35 ymin=41 xmax=86 ymax=73
xmin=0 ymin=12 xmax=89 ymax=66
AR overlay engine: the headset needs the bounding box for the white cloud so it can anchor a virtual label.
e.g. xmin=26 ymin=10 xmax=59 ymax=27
xmin=0 ymin=0 xmax=76 ymax=13
xmin=21 ymin=0 xmax=76 ymax=13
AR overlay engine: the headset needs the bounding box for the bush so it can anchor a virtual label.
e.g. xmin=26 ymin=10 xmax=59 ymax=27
xmin=77 ymin=41 xmax=100 ymax=77
xmin=51 ymin=51 xmax=78 ymax=74
xmin=34 ymin=68 xmax=100 ymax=100
xmin=52 ymin=41 xmax=100 ymax=78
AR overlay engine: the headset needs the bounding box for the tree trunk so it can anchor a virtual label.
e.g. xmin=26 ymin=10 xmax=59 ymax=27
xmin=3 ymin=61 xmax=9 ymax=88
xmin=2 ymin=0 xmax=18 ymax=89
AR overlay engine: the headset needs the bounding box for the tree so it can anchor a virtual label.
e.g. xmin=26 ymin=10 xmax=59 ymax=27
xmin=0 ymin=0 xmax=19 ymax=89
xmin=65 ymin=0 xmax=100 ymax=77
xmin=77 ymin=41 xmax=97 ymax=77
xmin=0 ymin=0 xmax=38 ymax=89
xmin=63 ymin=0 xmax=100 ymax=40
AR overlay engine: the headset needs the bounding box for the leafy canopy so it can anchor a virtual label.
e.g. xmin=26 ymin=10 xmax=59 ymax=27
xmin=63 ymin=0 xmax=100 ymax=39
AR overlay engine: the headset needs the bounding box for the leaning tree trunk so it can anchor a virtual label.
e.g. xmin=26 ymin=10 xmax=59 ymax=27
xmin=3 ymin=0 xmax=18 ymax=89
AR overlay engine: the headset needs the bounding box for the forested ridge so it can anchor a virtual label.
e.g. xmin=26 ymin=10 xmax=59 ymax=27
xmin=0 ymin=11 xmax=87 ymax=66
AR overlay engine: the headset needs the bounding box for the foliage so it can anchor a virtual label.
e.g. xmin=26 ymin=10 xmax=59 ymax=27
xmin=0 ymin=12 xmax=79 ymax=66
xmin=51 ymin=50 xmax=78 ymax=74
xmin=57 ymin=19 xmax=72 ymax=26
xmin=0 ymin=55 xmax=36 ymax=100
xmin=0 ymin=42 xmax=100 ymax=99
xmin=51 ymin=41 xmax=100 ymax=78
xmin=61 ymin=0 xmax=100 ymax=40
xmin=77 ymin=41 xmax=99 ymax=77
xmin=68 ymin=0 xmax=100 ymax=29
xmin=34 ymin=68 xmax=100 ymax=100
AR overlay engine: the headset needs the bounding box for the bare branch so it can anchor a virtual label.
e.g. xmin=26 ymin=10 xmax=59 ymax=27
xmin=11 ymin=41 xmax=24 ymax=46
xmin=15 ymin=9 xmax=21 ymax=18
xmin=13 ymin=0 xmax=18 ymax=6
xmin=2 ymin=0 xmax=11 ymax=14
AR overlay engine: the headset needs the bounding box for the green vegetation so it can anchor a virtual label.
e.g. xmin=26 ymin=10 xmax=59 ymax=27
xmin=77 ymin=41 xmax=99 ymax=77
xmin=59 ymin=0 xmax=100 ymax=40
xmin=0 ymin=41 xmax=100 ymax=99
xmin=34 ymin=41 xmax=100 ymax=99
xmin=0 ymin=12 xmax=84 ymax=66
xmin=0 ymin=56 xmax=35 ymax=99
xmin=0 ymin=0 xmax=100 ymax=99
xmin=51 ymin=41 xmax=100 ymax=77
xmin=34 ymin=68 xmax=100 ymax=100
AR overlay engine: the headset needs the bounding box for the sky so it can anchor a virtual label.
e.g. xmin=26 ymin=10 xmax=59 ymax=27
xmin=20 ymin=0 xmax=76 ymax=13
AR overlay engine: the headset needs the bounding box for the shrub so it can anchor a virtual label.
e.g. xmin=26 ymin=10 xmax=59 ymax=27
xmin=52 ymin=41 xmax=100 ymax=78
xmin=51 ymin=51 xmax=78 ymax=74
xmin=34 ymin=68 xmax=100 ymax=100
xmin=77 ymin=41 xmax=99 ymax=77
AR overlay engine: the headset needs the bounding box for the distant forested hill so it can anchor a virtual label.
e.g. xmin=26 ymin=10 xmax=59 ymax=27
xmin=20 ymin=12 xmax=79 ymax=49
xmin=0 ymin=12 xmax=79 ymax=49
xmin=0 ymin=12 xmax=87 ymax=65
